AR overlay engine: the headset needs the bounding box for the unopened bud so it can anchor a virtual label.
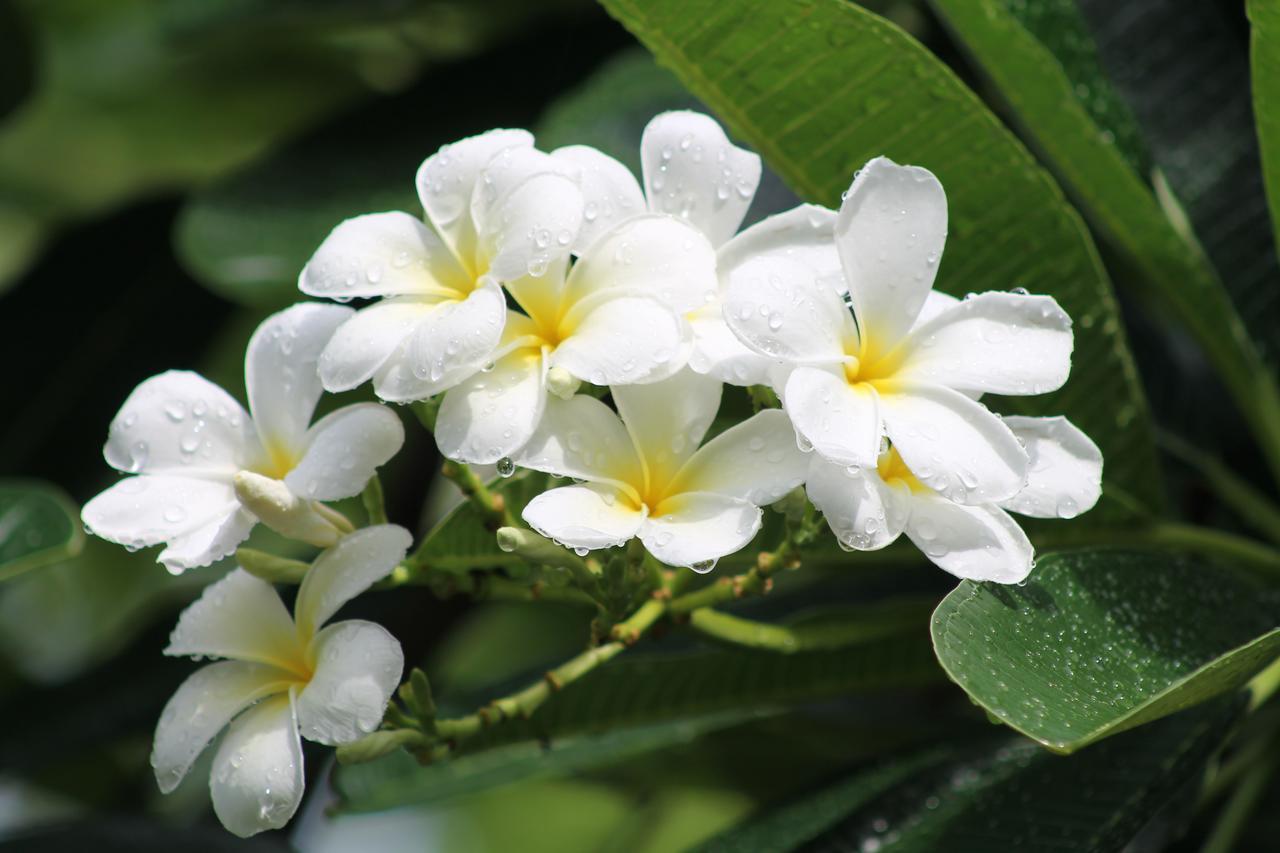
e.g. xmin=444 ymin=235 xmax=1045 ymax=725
xmin=497 ymin=526 xmax=588 ymax=571
xmin=236 ymin=547 xmax=310 ymax=584
xmin=547 ymin=367 xmax=581 ymax=400
xmin=335 ymin=729 xmax=428 ymax=765
xmin=233 ymin=471 xmax=354 ymax=548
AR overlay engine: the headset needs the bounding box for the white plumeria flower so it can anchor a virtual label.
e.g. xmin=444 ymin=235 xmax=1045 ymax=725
xmin=724 ymin=156 xmax=1075 ymax=506
xmin=433 ymin=214 xmax=717 ymax=464
xmin=808 ymin=417 xmax=1102 ymax=582
xmin=570 ymin=110 xmax=843 ymax=387
xmin=515 ymin=370 xmax=807 ymax=570
xmin=82 ymin=304 xmax=404 ymax=573
xmin=299 ymin=129 xmax=590 ymax=403
xmin=151 ymin=525 xmax=410 ymax=837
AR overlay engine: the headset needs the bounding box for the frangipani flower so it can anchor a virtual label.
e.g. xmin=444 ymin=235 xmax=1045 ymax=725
xmin=151 ymin=525 xmax=410 ymax=836
xmin=434 ymin=214 xmax=717 ymax=464
xmin=724 ymin=156 xmax=1074 ymax=506
xmin=516 ymin=370 xmax=807 ymax=569
xmin=300 ymin=129 xmax=588 ymax=402
xmin=584 ymin=110 xmax=844 ymax=386
xmin=82 ymin=304 xmax=404 ymax=572
xmin=808 ymin=416 xmax=1102 ymax=582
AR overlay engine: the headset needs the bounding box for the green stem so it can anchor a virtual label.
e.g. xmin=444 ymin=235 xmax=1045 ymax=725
xmin=1160 ymin=431 xmax=1280 ymax=546
xmin=686 ymin=599 xmax=935 ymax=653
xmin=361 ymin=475 xmax=388 ymax=526
xmin=439 ymin=461 xmax=512 ymax=530
xmin=433 ymin=596 xmax=668 ymax=743
xmin=1200 ymin=751 xmax=1277 ymax=853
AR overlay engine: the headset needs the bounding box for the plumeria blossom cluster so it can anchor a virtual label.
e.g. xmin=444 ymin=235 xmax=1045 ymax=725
xmin=81 ymin=110 xmax=1102 ymax=837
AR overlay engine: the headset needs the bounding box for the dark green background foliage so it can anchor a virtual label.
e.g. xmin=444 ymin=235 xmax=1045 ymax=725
xmin=2 ymin=0 xmax=1280 ymax=850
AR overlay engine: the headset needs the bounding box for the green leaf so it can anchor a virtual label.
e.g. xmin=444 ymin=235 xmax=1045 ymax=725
xmin=597 ymin=0 xmax=1162 ymax=519
xmin=696 ymin=697 xmax=1240 ymax=852
xmin=1251 ymin=0 xmax=1280 ymax=270
xmin=927 ymin=0 xmax=1280 ymax=488
xmin=336 ymin=709 xmax=766 ymax=813
xmin=931 ymin=549 xmax=1280 ymax=753
xmin=0 ymin=479 xmax=83 ymax=582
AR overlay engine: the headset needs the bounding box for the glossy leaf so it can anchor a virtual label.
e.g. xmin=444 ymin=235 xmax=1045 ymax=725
xmin=932 ymin=549 xmax=1280 ymax=752
xmin=929 ymin=0 xmax=1280 ymax=487
xmin=697 ymin=698 xmax=1239 ymax=852
xmin=0 ymin=480 xmax=83 ymax=582
xmin=598 ymin=0 xmax=1161 ymax=518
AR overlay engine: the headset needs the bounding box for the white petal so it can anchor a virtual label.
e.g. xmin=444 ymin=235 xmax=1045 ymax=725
xmin=298 ymin=212 xmax=471 ymax=300
xmin=416 ymin=129 xmax=534 ymax=270
xmin=158 ymin=508 xmax=257 ymax=573
xmin=723 ymin=252 xmax=853 ymax=363
xmin=470 ymin=146 xmax=579 ymax=228
xmin=805 ymin=455 xmax=909 ymax=552
xmin=640 ymin=111 xmax=761 ymax=248
xmin=284 ymin=403 xmax=404 ymax=501
xmin=879 ymin=384 xmax=1028 ymax=505
xmin=82 ymin=475 xmax=241 ymax=562
xmin=166 ymin=569 xmax=305 ymax=670
xmin=478 ymin=171 xmax=584 ymax=282
xmin=318 ymin=299 xmax=436 ymax=394
xmin=782 ymin=366 xmax=881 ymax=468
xmin=671 ymin=409 xmax=807 ymax=505
xmin=718 ymin=203 xmax=841 ymax=285
xmin=245 ymin=303 xmax=353 ymax=455
xmin=686 ymin=299 xmax=776 ymax=386
xmin=152 ymin=661 xmax=294 ymax=794
xmin=103 ymin=371 xmax=254 ymax=476
xmin=516 ymin=395 xmax=644 ymax=489
xmin=904 ymin=495 xmax=1034 ymax=583
xmin=911 ymin=290 xmax=960 ymax=329
xmin=999 ymin=416 xmax=1102 ymax=519
xmin=552 ymin=144 xmax=646 ymax=253
xmin=641 ymin=492 xmax=761 ymax=568
xmin=522 ymin=483 xmax=645 ymax=551
xmin=296 ymin=620 xmax=404 ymax=746
xmin=373 ymin=280 xmax=507 ymax=403
xmin=897 ymin=292 xmax=1073 ymax=395
xmin=564 ymin=214 xmax=718 ymax=313
xmin=549 ymin=294 xmax=688 ymax=386
xmin=436 ymin=348 xmax=546 ymax=464
xmin=294 ymin=524 xmax=411 ymax=639
xmin=836 ymin=157 xmax=948 ymax=353
xmin=610 ymin=368 xmax=720 ymax=495
xmin=210 ymin=692 xmax=305 ymax=838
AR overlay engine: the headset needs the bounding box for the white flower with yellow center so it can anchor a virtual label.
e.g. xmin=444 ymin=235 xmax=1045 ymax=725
xmin=433 ymin=214 xmax=717 ymax=464
xmin=808 ymin=417 xmax=1102 ymax=582
xmin=81 ymin=304 xmax=404 ymax=572
xmin=299 ymin=129 xmax=588 ymax=402
xmin=151 ymin=525 xmax=409 ymax=837
xmin=725 ymin=156 xmax=1075 ymax=506
xmin=516 ymin=370 xmax=808 ymax=569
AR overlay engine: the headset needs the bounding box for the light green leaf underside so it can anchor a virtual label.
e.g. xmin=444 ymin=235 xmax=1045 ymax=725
xmin=1250 ymin=0 xmax=1280 ymax=271
xmin=0 ymin=479 xmax=83 ymax=582
xmin=931 ymin=549 xmax=1280 ymax=753
xmin=928 ymin=0 xmax=1280 ymax=488
xmin=695 ymin=697 xmax=1239 ymax=852
xmin=597 ymin=0 xmax=1162 ymax=519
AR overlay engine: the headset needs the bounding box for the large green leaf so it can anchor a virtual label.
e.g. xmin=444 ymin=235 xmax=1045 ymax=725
xmin=0 ymin=480 xmax=82 ymax=582
xmin=1251 ymin=0 xmax=1280 ymax=266
xmin=932 ymin=549 xmax=1280 ymax=753
xmin=597 ymin=0 xmax=1161 ymax=518
xmin=696 ymin=698 xmax=1239 ymax=852
xmin=928 ymin=0 xmax=1280 ymax=487
xmin=412 ymin=471 xmax=548 ymax=574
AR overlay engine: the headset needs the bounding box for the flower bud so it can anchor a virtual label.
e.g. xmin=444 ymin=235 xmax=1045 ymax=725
xmin=233 ymin=471 xmax=354 ymax=548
